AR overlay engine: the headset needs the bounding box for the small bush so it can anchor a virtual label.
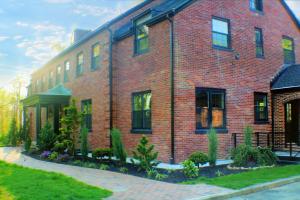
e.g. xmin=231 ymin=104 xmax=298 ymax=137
xmin=155 ymin=173 xmax=168 ymax=181
xmin=244 ymin=125 xmax=253 ymax=147
xmin=57 ymin=153 xmax=70 ymax=162
xmin=24 ymin=136 xmax=31 ymax=152
xmin=80 ymin=127 xmax=89 ymax=158
xmin=72 ymin=160 xmax=83 ymax=166
xmin=231 ymin=144 xmax=258 ymax=167
xmin=111 ymin=128 xmax=127 ymax=165
xmin=99 ymin=164 xmax=109 ymax=170
xmin=188 ymin=151 xmax=208 ymax=168
xmin=39 ymin=122 xmax=56 ymax=151
xmin=146 ymin=169 xmax=158 ymax=178
xmin=83 ymin=162 xmax=97 ymax=169
xmin=48 ymin=152 xmax=59 ymax=161
xmin=132 ymin=136 xmax=158 ymax=171
xmin=257 ymin=147 xmax=277 ymax=166
xmin=92 ymin=148 xmax=113 ymax=160
xmin=40 ymin=151 xmax=52 ymax=159
xmin=215 ymin=170 xmax=224 ymax=177
xmin=8 ymin=119 xmax=17 ymax=147
xmin=208 ymin=128 xmax=218 ymax=166
xmin=53 ymin=139 xmax=73 ymax=154
xmin=119 ymin=167 xmax=128 ymax=174
xmin=182 ymin=160 xmax=199 ymax=178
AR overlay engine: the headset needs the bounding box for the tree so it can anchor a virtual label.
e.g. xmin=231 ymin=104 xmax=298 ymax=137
xmin=8 ymin=118 xmax=17 ymax=146
xmin=208 ymin=128 xmax=218 ymax=166
xmin=80 ymin=126 xmax=89 ymax=158
xmin=111 ymin=128 xmax=127 ymax=165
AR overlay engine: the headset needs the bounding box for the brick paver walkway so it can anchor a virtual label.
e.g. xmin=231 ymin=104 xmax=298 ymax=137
xmin=0 ymin=147 xmax=232 ymax=200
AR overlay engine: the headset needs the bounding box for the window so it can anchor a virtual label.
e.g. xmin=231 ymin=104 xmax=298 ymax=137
xmin=91 ymin=43 xmax=100 ymax=70
xmin=254 ymin=92 xmax=268 ymax=123
xmin=64 ymin=61 xmax=70 ymax=83
xmin=255 ymin=28 xmax=264 ymax=57
xmin=250 ymin=0 xmax=263 ymax=12
xmin=212 ymin=17 xmax=231 ymax=49
xmin=56 ymin=66 xmax=61 ymax=85
xmin=81 ymin=99 xmax=92 ymax=131
xmin=196 ymin=88 xmax=226 ymax=130
xmin=36 ymin=79 xmax=40 ymax=93
xmin=48 ymin=71 xmax=54 ymax=89
xmin=282 ymin=36 xmax=295 ymax=64
xmin=132 ymin=91 xmax=152 ymax=131
xmin=134 ymin=14 xmax=151 ymax=54
xmin=76 ymin=53 xmax=84 ymax=76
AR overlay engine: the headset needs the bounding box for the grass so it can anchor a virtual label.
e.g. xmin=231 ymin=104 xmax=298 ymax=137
xmin=183 ymin=164 xmax=300 ymax=189
xmin=0 ymin=161 xmax=112 ymax=200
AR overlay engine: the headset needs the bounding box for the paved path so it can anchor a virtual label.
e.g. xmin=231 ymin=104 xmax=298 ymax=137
xmin=0 ymin=147 xmax=232 ymax=200
xmin=229 ymin=182 xmax=300 ymax=200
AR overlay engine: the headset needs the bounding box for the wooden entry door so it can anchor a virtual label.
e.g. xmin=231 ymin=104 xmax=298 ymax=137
xmin=285 ymin=100 xmax=299 ymax=145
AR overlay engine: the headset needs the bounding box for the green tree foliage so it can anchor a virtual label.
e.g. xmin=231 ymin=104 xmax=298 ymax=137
xmin=208 ymin=128 xmax=218 ymax=166
xmin=132 ymin=136 xmax=158 ymax=171
xmin=39 ymin=122 xmax=56 ymax=151
xmin=80 ymin=126 xmax=89 ymax=158
xmin=182 ymin=160 xmax=199 ymax=178
xmin=244 ymin=125 xmax=253 ymax=147
xmin=188 ymin=151 xmax=209 ymax=168
xmin=8 ymin=118 xmax=17 ymax=146
xmin=111 ymin=128 xmax=127 ymax=165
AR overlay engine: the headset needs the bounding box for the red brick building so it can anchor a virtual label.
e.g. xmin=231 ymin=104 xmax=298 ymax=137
xmin=23 ymin=0 xmax=300 ymax=163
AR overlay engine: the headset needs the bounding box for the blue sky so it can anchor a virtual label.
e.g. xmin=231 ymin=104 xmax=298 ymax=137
xmin=0 ymin=0 xmax=299 ymax=89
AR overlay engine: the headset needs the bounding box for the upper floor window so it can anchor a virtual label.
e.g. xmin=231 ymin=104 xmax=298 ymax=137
xmin=255 ymin=28 xmax=264 ymax=58
xmin=76 ymin=53 xmax=84 ymax=76
xmin=56 ymin=66 xmax=61 ymax=85
xmin=48 ymin=71 xmax=54 ymax=89
xmin=132 ymin=91 xmax=152 ymax=131
xmin=282 ymin=36 xmax=295 ymax=64
xmin=212 ymin=17 xmax=231 ymax=49
xmin=64 ymin=61 xmax=70 ymax=83
xmin=250 ymin=0 xmax=263 ymax=12
xmin=134 ymin=14 xmax=151 ymax=55
xmin=81 ymin=99 xmax=92 ymax=131
xmin=254 ymin=92 xmax=268 ymax=123
xmin=196 ymin=88 xmax=226 ymax=130
xmin=36 ymin=79 xmax=40 ymax=93
xmin=91 ymin=43 xmax=100 ymax=70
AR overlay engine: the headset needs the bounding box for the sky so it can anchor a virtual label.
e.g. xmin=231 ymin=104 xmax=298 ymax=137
xmin=0 ymin=0 xmax=299 ymax=90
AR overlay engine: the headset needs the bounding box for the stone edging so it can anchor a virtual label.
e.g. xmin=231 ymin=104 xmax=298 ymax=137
xmin=203 ymin=175 xmax=300 ymax=200
xmin=227 ymin=164 xmax=275 ymax=170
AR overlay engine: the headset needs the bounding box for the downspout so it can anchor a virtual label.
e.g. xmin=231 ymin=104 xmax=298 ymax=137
xmin=108 ymin=28 xmax=113 ymax=148
xmin=167 ymin=10 xmax=175 ymax=164
xmin=271 ymin=91 xmax=275 ymax=151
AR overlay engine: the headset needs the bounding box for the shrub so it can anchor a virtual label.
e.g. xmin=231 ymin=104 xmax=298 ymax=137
xmin=0 ymin=133 xmax=9 ymax=146
xmin=80 ymin=127 xmax=89 ymax=158
xmin=155 ymin=173 xmax=168 ymax=181
xmin=231 ymin=144 xmax=258 ymax=167
xmin=119 ymin=167 xmax=128 ymax=174
xmin=39 ymin=122 xmax=56 ymax=151
xmin=40 ymin=151 xmax=52 ymax=159
xmin=24 ymin=136 xmax=31 ymax=152
xmin=188 ymin=151 xmax=208 ymax=168
xmin=146 ymin=169 xmax=158 ymax=178
xmin=208 ymin=128 xmax=218 ymax=166
xmin=83 ymin=162 xmax=97 ymax=168
xmin=7 ymin=119 xmax=17 ymax=147
xmin=132 ymin=136 xmax=158 ymax=171
xmin=72 ymin=160 xmax=83 ymax=166
xmin=111 ymin=128 xmax=127 ymax=165
xmin=215 ymin=170 xmax=224 ymax=177
xmin=257 ymin=147 xmax=277 ymax=166
xmin=244 ymin=125 xmax=253 ymax=147
xmin=57 ymin=153 xmax=71 ymax=162
xmin=182 ymin=160 xmax=199 ymax=178
xmin=92 ymin=148 xmax=113 ymax=160
xmin=48 ymin=152 xmax=59 ymax=161
xmin=99 ymin=164 xmax=109 ymax=170
xmin=53 ymin=139 xmax=73 ymax=154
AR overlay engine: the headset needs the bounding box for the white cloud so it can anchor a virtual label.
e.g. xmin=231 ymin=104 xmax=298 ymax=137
xmin=13 ymin=35 xmax=23 ymax=40
xmin=0 ymin=52 xmax=7 ymax=58
xmin=0 ymin=36 xmax=9 ymax=42
xmin=73 ymin=4 xmax=116 ymax=17
xmin=44 ymin=0 xmax=74 ymax=3
xmin=16 ymin=21 xmax=29 ymax=27
xmin=286 ymin=0 xmax=300 ymax=20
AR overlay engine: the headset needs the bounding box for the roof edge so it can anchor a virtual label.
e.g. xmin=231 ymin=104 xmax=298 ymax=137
xmin=280 ymin=0 xmax=300 ymax=30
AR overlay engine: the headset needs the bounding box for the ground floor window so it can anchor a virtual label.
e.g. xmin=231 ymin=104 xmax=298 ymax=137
xmin=132 ymin=91 xmax=152 ymax=131
xmin=81 ymin=99 xmax=92 ymax=131
xmin=196 ymin=88 xmax=226 ymax=130
xmin=254 ymin=92 xmax=268 ymax=123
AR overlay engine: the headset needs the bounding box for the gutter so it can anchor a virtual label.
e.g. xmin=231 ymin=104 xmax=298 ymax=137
xmin=108 ymin=28 xmax=113 ymax=148
xmin=167 ymin=10 xmax=176 ymax=164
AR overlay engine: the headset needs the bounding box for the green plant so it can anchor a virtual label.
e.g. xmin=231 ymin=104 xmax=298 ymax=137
xmin=48 ymin=152 xmax=59 ymax=161
xmin=119 ymin=167 xmax=128 ymax=174
xmin=215 ymin=170 xmax=224 ymax=177
xmin=8 ymin=118 xmax=17 ymax=146
xmin=188 ymin=151 xmax=209 ymax=168
xmin=146 ymin=168 xmax=158 ymax=178
xmin=99 ymin=164 xmax=109 ymax=170
xmin=155 ymin=173 xmax=168 ymax=181
xmin=208 ymin=128 xmax=218 ymax=166
xmin=80 ymin=126 xmax=89 ymax=158
xmin=257 ymin=147 xmax=277 ymax=166
xmin=25 ymin=136 xmax=31 ymax=152
xmin=39 ymin=122 xmax=56 ymax=151
xmin=132 ymin=136 xmax=158 ymax=171
xmin=111 ymin=128 xmax=127 ymax=165
xmin=83 ymin=162 xmax=97 ymax=168
xmin=231 ymin=144 xmax=259 ymax=167
xmin=92 ymin=148 xmax=113 ymax=160
xmin=244 ymin=125 xmax=253 ymax=147
xmin=182 ymin=160 xmax=199 ymax=178
xmin=72 ymin=160 xmax=83 ymax=166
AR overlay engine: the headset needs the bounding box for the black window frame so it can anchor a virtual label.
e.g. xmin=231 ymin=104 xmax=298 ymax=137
xmin=134 ymin=13 xmax=151 ymax=55
xmin=282 ymin=36 xmax=295 ymax=64
xmin=91 ymin=43 xmax=101 ymax=71
xmin=76 ymin=52 xmax=84 ymax=77
xmin=254 ymin=92 xmax=269 ymax=124
xmin=195 ymin=87 xmax=227 ymax=134
xmin=250 ymin=0 xmax=263 ymax=13
xmin=255 ymin=27 xmax=264 ymax=58
xmin=64 ymin=60 xmax=70 ymax=83
xmin=131 ymin=90 xmax=152 ymax=134
xmin=212 ymin=16 xmax=232 ymax=51
xmin=81 ymin=99 xmax=92 ymax=132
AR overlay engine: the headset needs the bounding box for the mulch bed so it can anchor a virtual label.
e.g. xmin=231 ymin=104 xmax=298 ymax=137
xmin=23 ymin=151 xmax=249 ymax=183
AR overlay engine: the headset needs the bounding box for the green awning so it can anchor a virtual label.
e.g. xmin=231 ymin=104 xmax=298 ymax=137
xmin=22 ymin=84 xmax=72 ymax=107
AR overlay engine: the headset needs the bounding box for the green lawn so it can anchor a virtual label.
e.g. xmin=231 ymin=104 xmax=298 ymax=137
xmin=183 ymin=165 xmax=300 ymax=189
xmin=0 ymin=161 xmax=112 ymax=200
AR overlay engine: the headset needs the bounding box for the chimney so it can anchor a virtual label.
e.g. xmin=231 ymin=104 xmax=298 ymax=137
xmin=71 ymin=29 xmax=92 ymax=43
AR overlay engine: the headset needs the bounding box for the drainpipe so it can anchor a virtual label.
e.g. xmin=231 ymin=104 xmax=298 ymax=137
xmin=271 ymin=91 xmax=275 ymax=151
xmin=108 ymin=28 xmax=113 ymax=148
xmin=167 ymin=10 xmax=175 ymax=164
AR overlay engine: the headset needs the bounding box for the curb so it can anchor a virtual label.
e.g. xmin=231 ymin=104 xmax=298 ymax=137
xmin=203 ymin=175 xmax=300 ymax=200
